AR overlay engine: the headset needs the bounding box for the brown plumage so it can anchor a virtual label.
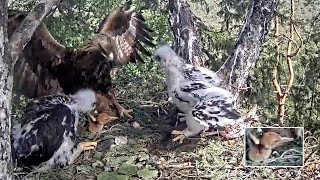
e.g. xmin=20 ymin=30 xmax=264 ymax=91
xmin=9 ymin=0 xmax=155 ymax=118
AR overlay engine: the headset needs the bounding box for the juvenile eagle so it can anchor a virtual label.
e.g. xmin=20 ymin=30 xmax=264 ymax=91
xmin=12 ymin=89 xmax=115 ymax=171
xmin=154 ymin=45 xmax=249 ymax=143
xmin=9 ymin=0 xmax=155 ymax=118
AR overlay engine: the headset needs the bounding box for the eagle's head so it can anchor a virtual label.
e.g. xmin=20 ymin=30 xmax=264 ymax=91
xmin=153 ymin=45 xmax=183 ymax=69
xmin=71 ymin=88 xmax=97 ymax=112
xmin=260 ymin=131 xmax=294 ymax=149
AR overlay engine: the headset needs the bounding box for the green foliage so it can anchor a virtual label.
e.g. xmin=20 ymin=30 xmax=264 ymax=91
xmin=97 ymin=172 xmax=129 ymax=180
xmin=136 ymin=166 xmax=158 ymax=179
xmin=47 ymin=0 xmax=124 ymax=47
xmin=216 ymin=0 xmax=250 ymax=32
xmin=202 ymin=30 xmax=237 ymax=71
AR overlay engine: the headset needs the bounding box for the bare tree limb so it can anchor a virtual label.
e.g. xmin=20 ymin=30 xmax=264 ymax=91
xmin=168 ymin=0 xmax=205 ymax=66
xmin=216 ymin=0 xmax=278 ymax=99
xmin=273 ymin=14 xmax=282 ymax=98
xmin=8 ymin=0 xmax=62 ymax=66
xmin=272 ymin=0 xmax=302 ymax=125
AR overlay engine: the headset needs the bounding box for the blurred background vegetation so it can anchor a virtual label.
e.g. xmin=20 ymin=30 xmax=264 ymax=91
xmin=9 ymin=0 xmax=320 ymax=134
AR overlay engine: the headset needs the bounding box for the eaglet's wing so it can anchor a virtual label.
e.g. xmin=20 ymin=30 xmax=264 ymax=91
xmin=12 ymin=104 xmax=76 ymax=167
xmin=189 ymin=86 xmax=243 ymax=128
xmin=9 ymin=10 xmax=66 ymax=98
xmin=182 ymin=64 xmax=221 ymax=87
xmin=20 ymin=94 xmax=74 ymax=124
xmin=171 ymin=81 xmax=212 ymax=113
xmin=96 ymin=0 xmax=155 ymax=65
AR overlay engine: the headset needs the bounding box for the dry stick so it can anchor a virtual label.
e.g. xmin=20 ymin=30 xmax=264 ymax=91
xmin=304 ymin=148 xmax=318 ymax=164
xmin=272 ymin=14 xmax=283 ymax=122
xmin=304 ymin=136 xmax=320 ymax=163
xmin=283 ymin=0 xmax=295 ymax=97
xmin=288 ymin=25 xmax=303 ymax=57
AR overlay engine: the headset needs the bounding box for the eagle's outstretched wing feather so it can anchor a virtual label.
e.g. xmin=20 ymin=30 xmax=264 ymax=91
xmin=97 ymin=0 xmax=155 ymax=65
xmin=9 ymin=10 xmax=65 ymax=98
xmin=8 ymin=10 xmax=66 ymax=59
xmin=10 ymin=1 xmax=155 ymax=105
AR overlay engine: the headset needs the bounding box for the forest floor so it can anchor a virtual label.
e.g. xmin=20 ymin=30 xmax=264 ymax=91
xmin=12 ymin=92 xmax=320 ymax=180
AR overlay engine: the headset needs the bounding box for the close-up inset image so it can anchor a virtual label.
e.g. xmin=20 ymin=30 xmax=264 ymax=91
xmin=245 ymin=127 xmax=304 ymax=167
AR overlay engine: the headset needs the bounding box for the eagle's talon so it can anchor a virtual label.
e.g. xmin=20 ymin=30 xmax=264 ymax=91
xmin=171 ymin=130 xmax=186 ymax=143
xmin=118 ymin=108 xmax=133 ymax=119
xmin=107 ymin=91 xmax=133 ymax=119
xmin=200 ymin=131 xmax=219 ymax=137
xmin=80 ymin=141 xmax=98 ymax=151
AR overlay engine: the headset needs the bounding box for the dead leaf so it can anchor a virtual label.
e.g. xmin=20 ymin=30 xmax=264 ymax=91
xmin=131 ymin=121 xmax=141 ymax=129
xmin=114 ymin=136 xmax=128 ymax=145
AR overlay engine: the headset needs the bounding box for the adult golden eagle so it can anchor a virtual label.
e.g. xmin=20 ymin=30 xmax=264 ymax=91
xmin=9 ymin=0 xmax=155 ymax=118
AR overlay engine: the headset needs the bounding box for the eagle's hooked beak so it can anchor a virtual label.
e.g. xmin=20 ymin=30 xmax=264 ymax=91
xmin=280 ymin=137 xmax=295 ymax=143
xmin=125 ymin=5 xmax=135 ymax=14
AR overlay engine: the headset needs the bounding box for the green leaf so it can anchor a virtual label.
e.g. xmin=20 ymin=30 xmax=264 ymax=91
xmin=75 ymin=165 xmax=93 ymax=174
xmin=97 ymin=172 xmax=129 ymax=180
xmin=117 ymin=164 xmax=138 ymax=175
xmin=138 ymin=152 xmax=150 ymax=162
xmin=92 ymin=160 xmax=104 ymax=168
xmin=137 ymin=167 xmax=158 ymax=179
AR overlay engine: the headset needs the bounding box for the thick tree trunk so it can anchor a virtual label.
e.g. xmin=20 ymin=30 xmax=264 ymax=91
xmin=168 ymin=0 xmax=205 ymax=66
xmin=0 ymin=1 xmax=13 ymax=179
xmin=216 ymin=0 xmax=277 ymax=99
xmin=0 ymin=0 xmax=61 ymax=178
xmin=168 ymin=0 xmax=277 ymax=101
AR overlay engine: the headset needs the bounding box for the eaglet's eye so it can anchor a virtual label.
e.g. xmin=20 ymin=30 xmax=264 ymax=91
xmin=92 ymin=102 xmax=97 ymax=107
xmin=154 ymin=55 xmax=161 ymax=61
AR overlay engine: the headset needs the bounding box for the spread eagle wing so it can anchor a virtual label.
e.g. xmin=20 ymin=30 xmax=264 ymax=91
xmin=8 ymin=10 xmax=66 ymax=58
xmin=9 ymin=10 xmax=66 ymax=98
xmin=93 ymin=0 xmax=155 ymax=66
